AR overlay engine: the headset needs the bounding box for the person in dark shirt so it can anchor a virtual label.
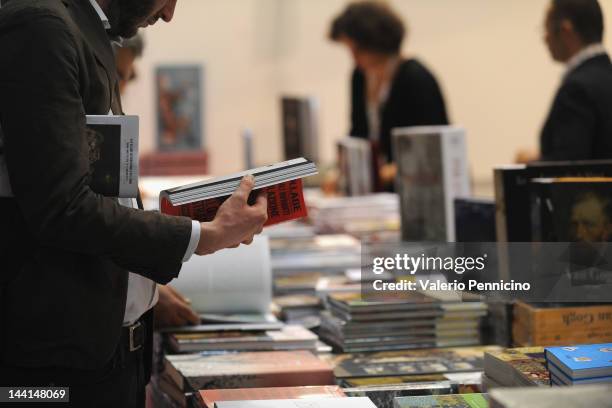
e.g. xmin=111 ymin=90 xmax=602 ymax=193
xmin=516 ymin=0 xmax=612 ymax=162
xmin=329 ymin=1 xmax=449 ymax=189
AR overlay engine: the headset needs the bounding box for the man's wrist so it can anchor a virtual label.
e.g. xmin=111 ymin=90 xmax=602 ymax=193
xmin=197 ymin=221 xmax=220 ymax=255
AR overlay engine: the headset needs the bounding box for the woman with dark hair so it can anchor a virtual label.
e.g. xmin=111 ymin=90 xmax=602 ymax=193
xmin=330 ymin=1 xmax=449 ymax=188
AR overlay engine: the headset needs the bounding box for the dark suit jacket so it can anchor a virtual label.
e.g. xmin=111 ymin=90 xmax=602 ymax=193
xmin=350 ymin=58 xmax=449 ymax=162
xmin=540 ymin=53 xmax=612 ymax=161
xmin=0 ymin=0 xmax=192 ymax=371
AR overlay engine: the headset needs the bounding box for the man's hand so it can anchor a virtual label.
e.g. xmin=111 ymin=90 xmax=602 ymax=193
xmin=195 ymin=175 xmax=267 ymax=255
xmin=154 ymin=285 xmax=200 ymax=328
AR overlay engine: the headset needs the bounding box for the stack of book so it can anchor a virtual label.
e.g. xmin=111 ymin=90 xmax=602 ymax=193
xmin=271 ymin=294 xmax=323 ymax=327
xmin=483 ymin=347 xmax=549 ymax=388
xmin=393 ymin=393 xmax=488 ymax=408
xmin=489 ymin=384 xmax=612 ymax=408
xmin=198 ymin=385 xmax=345 ymax=408
xmin=333 ymin=346 xmax=500 ymax=384
xmin=164 ymin=350 xmax=335 ymax=392
xmin=270 ymin=234 xmax=361 ymax=276
xmin=545 ymin=343 xmax=612 ymax=386
xmin=164 ymin=323 xmax=318 ymax=354
xmin=307 ymin=193 xmax=400 ymax=240
xmin=513 ymin=302 xmax=612 ymax=347
xmin=319 ymin=292 xmax=487 ymax=352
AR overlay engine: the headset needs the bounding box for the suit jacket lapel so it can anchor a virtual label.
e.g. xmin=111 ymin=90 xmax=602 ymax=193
xmin=64 ymin=0 xmax=122 ymax=114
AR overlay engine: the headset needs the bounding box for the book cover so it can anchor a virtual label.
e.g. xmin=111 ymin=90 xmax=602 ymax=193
xmin=393 ymin=393 xmax=488 ymax=408
xmin=169 ymin=325 xmax=317 ymax=353
xmin=454 ymin=197 xmax=496 ymax=243
xmin=334 ymin=346 xmax=499 ymax=379
xmin=484 ymin=347 xmax=549 ymax=387
xmin=393 ymin=126 xmax=470 ymax=242
xmin=545 ymin=343 xmax=612 ymax=380
xmin=281 ymin=96 xmax=319 ymax=163
xmin=489 ymin=384 xmax=612 ymax=408
xmin=160 ymin=158 xmax=317 ymax=226
xmin=86 ymin=115 xmax=139 ymax=197
xmin=199 ymin=385 xmax=345 ymax=408
xmin=337 ymin=137 xmax=374 ymax=196
xmin=344 ymin=382 xmax=454 ymax=408
xmin=494 ymin=160 xmax=612 ymax=242
xmin=215 ymin=397 xmax=377 ymax=408
xmin=161 ymin=178 xmax=307 ymax=227
xmin=165 ymin=351 xmax=335 ymax=390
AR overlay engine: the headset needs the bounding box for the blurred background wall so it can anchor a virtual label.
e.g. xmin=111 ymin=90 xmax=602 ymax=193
xmin=122 ymin=0 xmax=612 ymax=189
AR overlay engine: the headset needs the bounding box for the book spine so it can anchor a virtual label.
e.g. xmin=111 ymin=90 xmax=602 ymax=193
xmin=441 ymin=129 xmax=471 ymax=242
xmin=161 ymin=179 xmax=308 ymax=226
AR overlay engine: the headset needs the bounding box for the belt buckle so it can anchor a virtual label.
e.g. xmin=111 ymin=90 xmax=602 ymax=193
xmin=129 ymin=321 xmax=143 ymax=352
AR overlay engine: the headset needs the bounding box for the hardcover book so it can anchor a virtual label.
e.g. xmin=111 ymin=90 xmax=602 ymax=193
xmin=393 ymin=126 xmax=470 ymax=242
xmin=165 ymin=350 xmax=334 ymax=391
xmin=545 ymin=343 xmax=612 ymax=381
xmin=160 ymin=158 xmax=317 ymax=226
xmin=334 ymin=346 xmax=500 ymax=379
xmin=483 ymin=347 xmax=549 ymax=387
xmin=281 ymin=97 xmax=319 ymax=163
xmin=199 ymin=385 xmax=345 ymax=408
xmin=215 ymin=397 xmax=377 ymax=408
xmin=393 ymin=393 xmax=488 ymax=408
xmin=489 ymin=384 xmax=612 ymax=408
xmin=86 ymin=115 xmax=139 ymax=197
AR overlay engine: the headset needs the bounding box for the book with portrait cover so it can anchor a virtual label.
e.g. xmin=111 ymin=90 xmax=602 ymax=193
xmin=86 ymin=115 xmax=139 ymax=197
xmin=160 ymin=158 xmax=317 ymax=226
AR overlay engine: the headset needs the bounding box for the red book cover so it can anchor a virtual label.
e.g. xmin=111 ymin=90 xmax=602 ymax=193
xmin=198 ymin=386 xmax=346 ymax=408
xmin=160 ymin=179 xmax=307 ymax=226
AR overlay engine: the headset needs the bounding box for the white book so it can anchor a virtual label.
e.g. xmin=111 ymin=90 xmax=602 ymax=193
xmin=216 ymin=397 xmax=377 ymax=408
xmin=86 ymin=115 xmax=139 ymax=198
xmin=392 ymin=126 xmax=470 ymax=242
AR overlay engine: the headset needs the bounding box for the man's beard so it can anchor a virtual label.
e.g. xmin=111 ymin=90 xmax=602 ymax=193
xmin=107 ymin=0 xmax=158 ymax=38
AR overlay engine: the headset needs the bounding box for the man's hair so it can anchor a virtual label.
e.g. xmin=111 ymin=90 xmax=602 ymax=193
xmin=122 ymin=33 xmax=145 ymax=58
xmin=550 ymin=0 xmax=604 ymax=44
xmin=329 ymin=1 xmax=405 ymax=55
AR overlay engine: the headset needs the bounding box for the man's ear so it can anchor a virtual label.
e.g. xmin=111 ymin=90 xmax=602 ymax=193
xmin=559 ymin=18 xmax=575 ymax=38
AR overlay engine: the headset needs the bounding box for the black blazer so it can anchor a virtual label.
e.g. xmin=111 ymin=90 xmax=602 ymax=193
xmin=350 ymin=58 xmax=449 ymax=162
xmin=540 ymin=53 xmax=612 ymax=161
xmin=0 ymin=0 xmax=192 ymax=371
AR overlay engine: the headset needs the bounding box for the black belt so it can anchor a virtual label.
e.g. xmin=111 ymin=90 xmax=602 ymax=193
xmin=120 ymin=319 xmax=146 ymax=353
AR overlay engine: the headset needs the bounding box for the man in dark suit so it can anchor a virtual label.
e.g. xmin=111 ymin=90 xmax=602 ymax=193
xmin=519 ymin=0 xmax=612 ymax=162
xmin=0 ymin=0 xmax=267 ymax=406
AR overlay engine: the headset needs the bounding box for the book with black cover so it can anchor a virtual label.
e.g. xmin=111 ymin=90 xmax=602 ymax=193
xmin=281 ymin=97 xmax=319 ymax=163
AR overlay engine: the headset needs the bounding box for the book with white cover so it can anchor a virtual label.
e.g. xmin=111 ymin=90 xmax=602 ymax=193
xmin=170 ymin=235 xmax=271 ymax=314
xmin=216 ymin=397 xmax=377 ymax=408
xmin=393 ymin=126 xmax=470 ymax=242
xmin=86 ymin=115 xmax=139 ymax=198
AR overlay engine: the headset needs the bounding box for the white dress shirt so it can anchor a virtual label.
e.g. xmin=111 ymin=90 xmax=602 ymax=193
xmin=564 ymin=43 xmax=608 ymax=79
xmin=86 ymin=0 xmax=201 ymax=324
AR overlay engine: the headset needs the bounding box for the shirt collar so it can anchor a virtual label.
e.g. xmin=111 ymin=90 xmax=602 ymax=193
xmin=88 ymin=0 xmax=111 ymax=30
xmin=565 ymin=43 xmax=607 ymax=77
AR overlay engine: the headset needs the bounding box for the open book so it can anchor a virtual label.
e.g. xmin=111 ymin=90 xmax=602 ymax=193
xmin=160 ymin=158 xmax=317 ymax=226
